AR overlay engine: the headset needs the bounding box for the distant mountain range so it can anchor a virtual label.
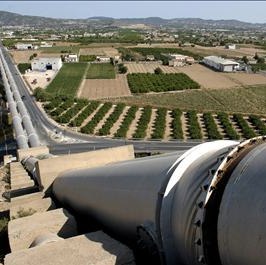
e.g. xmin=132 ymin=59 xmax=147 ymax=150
xmin=0 ymin=10 xmax=265 ymax=30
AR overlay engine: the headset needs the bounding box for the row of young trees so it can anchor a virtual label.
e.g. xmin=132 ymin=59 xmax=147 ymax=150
xmin=233 ymin=114 xmax=257 ymax=139
xmin=97 ymin=103 xmax=126 ymax=136
xmin=69 ymin=101 xmax=100 ymax=127
xmin=114 ymin=106 xmax=138 ymax=138
xmin=203 ymin=113 xmax=222 ymax=140
xmin=80 ymin=103 xmax=112 ymax=134
xmin=151 ymin=108 xmax=167 ymax=139
xmin=43 ymin=97 xmax=265 ymax=140
xmin=186 ymin=111 xmax=202 ymax=139
xmin=249 ymin=115 xmax=266 ymax=135
xmin=171 ymin=109 xmax=183 ymax=139
xmin=55 ymin=100 xmax=87 ymax=124
xmin=49 ymin=100 xmax=74 ymax=118
xmin=132 ymin=107 xmax=152 ymax=139
xmin=217 ymin=112 xmax=240 ymax=140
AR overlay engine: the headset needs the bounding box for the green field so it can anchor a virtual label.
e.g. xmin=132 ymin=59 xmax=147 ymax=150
xmin=127 ymin=73 xmax=200 ymax=93
xmin=46 ymin=63 xmax=87 ymax=96
xmin=86 ymin=63 xmax=115 ymax=79
xmin=40 ymin=45 xmax=80 ymax=54
xmin=108 ymin=86 xmax=266 ymax=115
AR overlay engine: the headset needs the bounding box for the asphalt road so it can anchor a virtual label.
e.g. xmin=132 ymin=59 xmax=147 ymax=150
xmin=0 ymin=42 xmax=205 ymax=153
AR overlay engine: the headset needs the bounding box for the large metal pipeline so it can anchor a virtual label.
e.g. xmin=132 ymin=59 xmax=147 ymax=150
xmin=53 ymin=137 xmax=266 ymax=265
xmin=0 ymin=57 xmax=29 ymax=149
xmin=0 ymin=48 xmax=40 ymax=147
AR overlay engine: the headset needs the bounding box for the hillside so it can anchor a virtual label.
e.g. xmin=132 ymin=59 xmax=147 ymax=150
xmin=0 ymin=10 xmax=265 ymax=30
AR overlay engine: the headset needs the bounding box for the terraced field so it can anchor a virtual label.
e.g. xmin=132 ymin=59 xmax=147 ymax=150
xmin=43 ymin=97 xmax=266 ymax=141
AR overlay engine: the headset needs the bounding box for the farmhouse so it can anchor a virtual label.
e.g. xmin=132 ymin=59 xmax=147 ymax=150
xmin=64 ymin=54 xmax=78 ymax=63
xmin=225 ymin=44 xmax=236 ymax=50
xmin=203 ymin=56 xmax=239 ymax=72
xmin=96 ymin=56 xmax=111 ymax=63
xmin=15 ymin=43 xmax=34 ymax=50
xmin=168 ymin=54 xmax=195 ymax=67
xmin=146 ymin=55 xmax=155 ymax=61
xmin=31 ymin=57 xmax=62 ymax=71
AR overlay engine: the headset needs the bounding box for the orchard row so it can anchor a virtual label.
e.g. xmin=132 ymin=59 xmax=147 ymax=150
xmin=43 ymin=98 xmax=266 ymax=140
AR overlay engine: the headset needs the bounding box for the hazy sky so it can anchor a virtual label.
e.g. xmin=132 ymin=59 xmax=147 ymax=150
xmin=1 ymin=1 xmax=266 ymax=23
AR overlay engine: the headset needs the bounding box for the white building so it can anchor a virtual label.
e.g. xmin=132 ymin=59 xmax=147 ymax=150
xmin=225 ymin=44 xmax=236 ymax=50
xmin=203 ymin=56 xmax=239 ymax=72
xmin=168 ymin=54 xmax=195 ymax=67
xmin=64 ymin=54 xmax=78 ymax=63
xmin=15 ymin=43 xmax=33 ymax=50
xmin=31 ymin=58 xmax=62 ymax=72
xmin=96 ymin=56 xmax=111 ymax=63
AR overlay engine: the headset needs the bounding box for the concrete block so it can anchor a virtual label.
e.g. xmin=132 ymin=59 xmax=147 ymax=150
xmin=17 ymin=146 xmax=49 ymax=161
xmin=8 ymin=208 xmax=78 ymax=252
xmin=11 ymin=179 xmax=35 ymax=190
xmin=36 ymin=145 xmax=135 ymax=193
xmin=5 ymin=231 xmax=136 ymax=265
xmin=10 ymin=197 xmax=56 ymax=219
xmin=10 ymin=192 xmax=45 ymax=205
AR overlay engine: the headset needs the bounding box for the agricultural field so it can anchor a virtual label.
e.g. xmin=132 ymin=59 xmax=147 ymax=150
xmin=79 ymin=47 xmax=119 ymax=57
xmin=133 ymin=43 xmax=266 ymax=59
xmin=86 ymin=63 xmax=116 ymax=79
xmin=40 ymin=45 xmax=80 ymax=54
xmin=109 ymin=86 xmax=266 ymax=115
xmin=125 ymin=63 xmax=266 ymax=89
xmin=42 ymin=95 xmax=266 ymax=141
xmin=46 ymin=63 xmax=87 ymax=96
xmin=125 ymin=63 xmax=180 ymax=73
xmin=178 ymin=64 xmax=239 ymax=89
xmin=79 ymin=74 xmax=131 ymax=99
xmin=127 ymin=73 xmax=200 ymax=93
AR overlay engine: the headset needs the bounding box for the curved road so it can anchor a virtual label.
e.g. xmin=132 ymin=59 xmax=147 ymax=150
xmin=0 ymin=43 xmax=203 ymax=154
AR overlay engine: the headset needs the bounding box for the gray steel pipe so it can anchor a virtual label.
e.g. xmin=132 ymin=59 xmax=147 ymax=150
xmin=0 ymin=58 xmax=29 ymax=149
xmin=0 ymin=48 xmax=40 ymax=147
xmin=53 ymin=137 xmax=266 ymax=265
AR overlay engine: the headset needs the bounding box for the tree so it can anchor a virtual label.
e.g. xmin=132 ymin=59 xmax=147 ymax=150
xmin=118 ymin=63 xmax=128 ymax=74
xmin=154 ymin=67 xmax=163 ymax=74
xmin=257 ymin=57 xmax=265 ymax=64
xmin=242 ymin=56 xmax=249 ymax=64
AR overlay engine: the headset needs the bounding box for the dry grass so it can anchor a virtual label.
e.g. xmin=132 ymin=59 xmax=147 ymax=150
xmin=79 ymin=47 xmax=119 ymax=57
xmin=108 ymin=86 xmax=266 ymax=115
